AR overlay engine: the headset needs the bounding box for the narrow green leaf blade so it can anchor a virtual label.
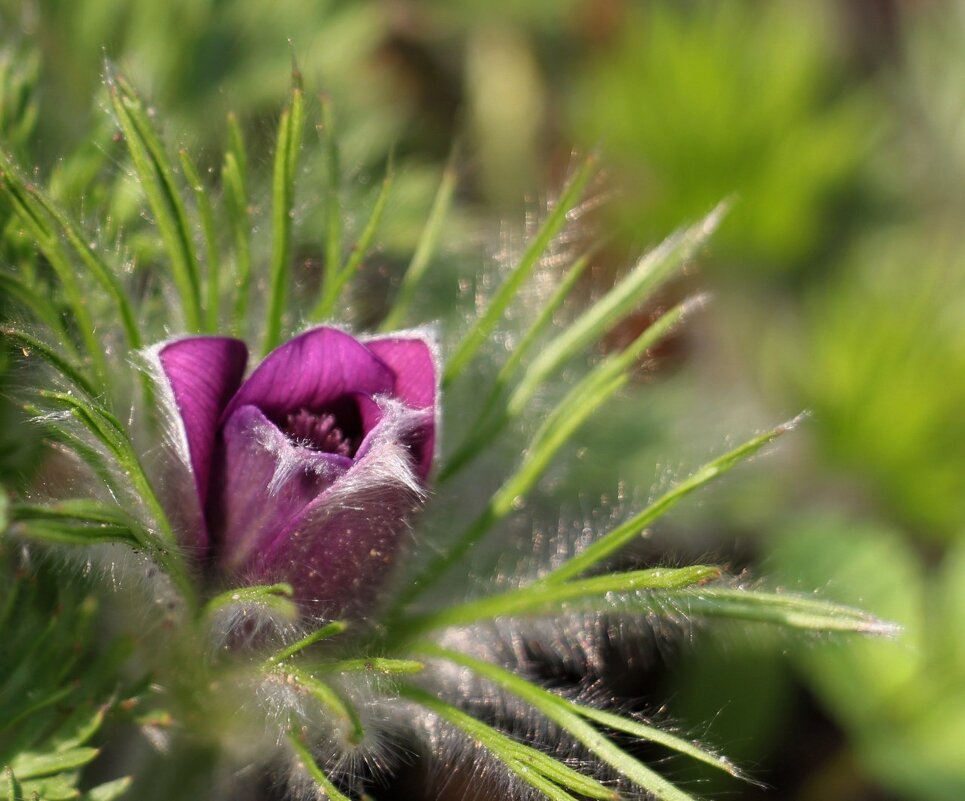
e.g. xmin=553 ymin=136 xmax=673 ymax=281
xmin=38 ymin=391 xmax=176 ymax=545
xmin=82 ymin=777 xmax=132 ymax=801
xmin=395 ymin=299 xmax=700 ymax=613
xmin=280 ymin=667 xmax=363 ymax=745
xmin=510 ymin=204 xmax=726 ymax=416
xmin=493 ymin=296 xmax=704 ymax=518
xmin=222 ymin=113 xmax=251 ymax=336
xmin=443 ymin=156 xmax=596 ymax=386
xmin=266 ymin=621 xmax=347 ymax=665
xmin=574 ymin=705 xmax=746 ymax=780
xmin=13 ymin=521 xmax=140 ymax=547
xmin=203 ymin=583 xmax=296 ymax=620
xmin=420 ymin=648 xmax=698 ymax=801
xmin=319 ymin=96 xmax=342 ymax=321
xmin=312 ymin=160 xmax=394 ymax=321
xmin=666 ymin=587 xmax=901 ymax=634
xmin=2 ymin=768 xmax=22 ymax=801
xmin=263 ymin=84 xmax=304 ymax=354
xmin=178 ymin=148 xmax=221 ymax=332
xmin=323 ymin=658 xmax=424 ymax=675
xmin=3 ymin=328 xmax=99 ymax=398
xmin=12 ymin=498 xmax=142 ymax=547
xmin=402 ymin=566 xmax=719 ymax=634
xmin=543 ymin=416 xmax=805 ymax=585
xmin=107 ymin=71 xmax=202 ymax=330
xmin=287 ymin=733 xmax=353 ymax=801
xmin=0 ymin=160 xmax=108 ymax=383
xmin=26 ymin=413 xmax=116 ymax=493
xmin=6 ymin=773 xmax=79 ymax=801
xmin=9 ymin=747 xmax=99 ymax=780
xmin=50 ymin=704 xmax=106 ymax=752
xmin=399 ymin=686 xmax=615 ymax=801
xmin=380 ymin=148 xmax=458 ymax=331
xmin=498 ymin=249 xmax=595 ymax=387
xmin=440 ymin=248 xmax=595 ymax=482
xmin=0 ymin=151 xmax=143 ymax=359
xmin=0 ymin=273 xmax=76 ymax=356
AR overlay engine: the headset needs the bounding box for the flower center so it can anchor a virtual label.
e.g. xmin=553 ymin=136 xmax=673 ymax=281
xmin=284 ymin=408 xmax=357 ymax=457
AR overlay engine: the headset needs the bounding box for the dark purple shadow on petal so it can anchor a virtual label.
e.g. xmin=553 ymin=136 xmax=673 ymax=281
xmin=223 ymin=327 xmax=395 ymax=425
xmin=212 ymin=405 xmax=350 ymax=571
xmin=365 ymin=336 xmax=438 ymax=479
xmin=158 ymin=337 xmax=248 ymax=550
xmin=248 ymin=429 xmax=423 ymax=618
xmin=352 ymin=394 xmax=385 ymax=460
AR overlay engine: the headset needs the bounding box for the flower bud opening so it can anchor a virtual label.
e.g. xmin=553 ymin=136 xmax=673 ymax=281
xmin=283 ymin=406 xmax=358 ymax=457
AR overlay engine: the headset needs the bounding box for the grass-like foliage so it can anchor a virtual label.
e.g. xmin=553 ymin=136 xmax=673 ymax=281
xmin=0 ymin=68 xmax=896 ymax=801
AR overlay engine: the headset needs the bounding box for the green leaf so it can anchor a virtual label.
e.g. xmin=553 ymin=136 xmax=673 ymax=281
xmin=38 ymin=391 xmax=126 ymax=449
xmin=393 ymin=298 xmax=701 ymax=614
xmin=203 ymin=583 xmax=297 ymax=621
xmin=542 ymin=415 xmax=805 ymax=585
xmin=37 ymin=392 xmax=177 ymax=551
xmin=418 ymin=648 xmax=699 ymax=801
xmin=380 ymin=146 xmax=458 ymax=331
xmin=668 ymin=587 xmax=900 ymax=635
xmin=265 ymin=621 xmax=347 ymax=665
xmin=178 ymin=148 xmax=221 ymax=332
xmin=495 ymin=248 xmax=596 ymax=389
xmin=25 ymin=413 xmax=116 ymax=492
xmin=312 ymin=158 xmax=395 ymax=321
xmin=3 ymin=767 xmax=22 ymax=801
xmin=573 ymin=705 xmax=745 ymax=780
xmin=493 ymin=296 xmax=704 ymax=516
xmin=2 ymin=328 xmax=98 ymax=399
xmin=508 ymin=204 xmax=726 ymax=418
xmin=322 ymin=658 xmax=424 ymax=675
xmin=287 ymin=732 xmax=353 ymax=801
xmin=399 ymin=686 xmax=616 ymax=801
xmin=12 ymin=500 xmax=132 ymax=527
xmin=16 ymin=773 xmax=80 ymax=800
xmin=29 ymin=396 xmax=195 ymax=607
xmin=0 ymin=156 xmax=108 ymax=383
xmin=82 ymin=777 xmax=132 ymax=801
xmin=400 ymin=566 xmax=719 ymax=636
xmin=0 ymin=273 xmax=80 ymax=360
xmin=1 ymin=685 xmax=75 ymax=733
xmin=8 ymin=748 xmax=98 ymax=780
xmin=440 ymin=247 xmax=595 ymax=480
xmin=0 ymin=168 xmax=154 ymax=407
xmin=278 ymin=667 xmax=364 ymax=745
xmin=263 ymin=81 xmax=304 ymax=354
xmin=222 ymin=113 xmax=251 ymax=336
xmin=443 ymin=155 xmax=597 ymax=386
xmin=11 ymin=168 xmax=144 ymax=356
xmin=49 ymin=704 xmax=106 ymax=752
xmin=319 ymin=96 xmax=342 ymax=324
xmin=442 ymin=205 xmax=724 ymax=481
xmin=107 ymin=70 xmax=202 ymax=331
xmin=13 ymin=521 xmax=140 ymax=547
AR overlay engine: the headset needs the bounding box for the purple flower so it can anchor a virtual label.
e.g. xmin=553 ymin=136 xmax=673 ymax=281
xmin=149 ymin=327 xmax=438 ymax=617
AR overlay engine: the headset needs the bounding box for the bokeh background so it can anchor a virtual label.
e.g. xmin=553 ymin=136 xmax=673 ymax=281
xmin=1 ymin=1 xmax=963 ymax=799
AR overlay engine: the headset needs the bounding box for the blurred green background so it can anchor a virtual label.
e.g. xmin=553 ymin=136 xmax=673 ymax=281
xmin=1 ymin=1 xmax=963 ymax=799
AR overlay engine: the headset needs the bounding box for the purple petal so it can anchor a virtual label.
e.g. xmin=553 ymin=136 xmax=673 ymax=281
xmin=223 ymin=327 xmax=395 ymax=424
xmin=212 ymin=405 xmax=350 ymax=571
xmin=365 ymin=335 xmax=438 ymax=478
xmin=353 ymin=394 xmax=384 ymax=458
xmin=157 ymin=337 xmax=248 ymax=548
xmin=244 ymin=409 xmax=425 ymax=617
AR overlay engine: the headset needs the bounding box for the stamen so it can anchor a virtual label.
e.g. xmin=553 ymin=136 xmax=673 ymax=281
xmin=284 ymin=408 xmax=356 ymax=456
